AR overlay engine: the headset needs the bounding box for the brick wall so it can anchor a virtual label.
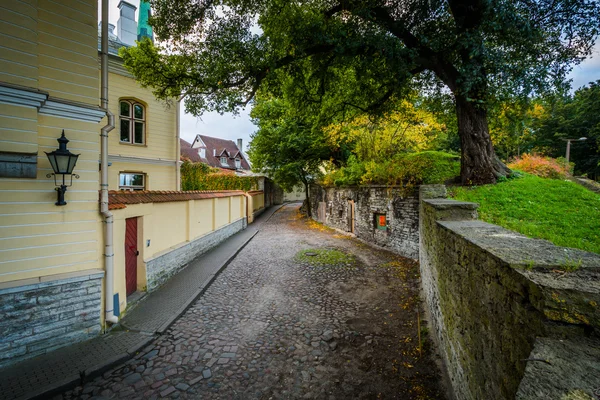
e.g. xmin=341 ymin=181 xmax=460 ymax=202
xmin=309 ymin=185 xmax=420 ymax=259
xmin=0 ymin=271 xmax=103 ymax=368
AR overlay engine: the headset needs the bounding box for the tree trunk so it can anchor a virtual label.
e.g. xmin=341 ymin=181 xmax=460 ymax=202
xmin=455 ymin=95 xmax=511 ymax=185
xmin=303 ymin=181 xmax=312 ymax=218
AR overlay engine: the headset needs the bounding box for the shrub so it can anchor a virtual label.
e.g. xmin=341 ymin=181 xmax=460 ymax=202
xmin=180 ymin=160 xmax=259 ymax=191
xmin=507 ymin=154 xmax=571 ymax=179
xmin=321 ymin=151 xmax=460 ymax=189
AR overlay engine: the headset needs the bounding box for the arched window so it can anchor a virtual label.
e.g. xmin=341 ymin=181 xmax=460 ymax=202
xmin=119 ymin=100 xmax=145 ymax=145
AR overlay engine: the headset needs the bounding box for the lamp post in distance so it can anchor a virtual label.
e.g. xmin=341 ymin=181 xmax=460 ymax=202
xmin=562 ymin=137 xmax=587 ymax=169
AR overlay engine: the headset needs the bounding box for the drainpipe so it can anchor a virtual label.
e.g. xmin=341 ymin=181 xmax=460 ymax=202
xmin=175 ymin=96 xmax=184 ymax=190
xmin=101 ymin=0 xmax=118 ymax=326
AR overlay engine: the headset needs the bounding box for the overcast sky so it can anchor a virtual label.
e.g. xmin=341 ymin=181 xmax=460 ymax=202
xmin=101 ymin=0 xmax=600 ymax=152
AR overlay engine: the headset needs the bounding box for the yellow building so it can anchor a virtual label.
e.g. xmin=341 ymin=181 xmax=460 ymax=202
xmin=0 ymin=0 xmax=247 ymax=368
xmin=102 ymin=8 xmax=179 ymax=192
xmin=0 ymin=0 xmax=106 ymax=367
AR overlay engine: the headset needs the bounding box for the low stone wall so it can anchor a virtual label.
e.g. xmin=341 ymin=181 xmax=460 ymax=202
xmin=0 ymin=271 xmax=104 ymax=368
xmin=146 ymin=217 xmax=246 ymax=291
xmin=309 ymin=185 xmax=419 ymax=259
xmin=419 ymin=185 xmax=600 ymax=399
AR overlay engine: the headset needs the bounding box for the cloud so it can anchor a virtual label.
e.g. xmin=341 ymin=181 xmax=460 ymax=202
xmin=179 ymin=105 xmax=256 ymax=152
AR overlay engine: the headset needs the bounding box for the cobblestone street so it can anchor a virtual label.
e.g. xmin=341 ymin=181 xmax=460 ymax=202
xmin=59 ymin=204 xmax=446 ymax=399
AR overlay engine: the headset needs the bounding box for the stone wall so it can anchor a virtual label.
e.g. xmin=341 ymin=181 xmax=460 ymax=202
xmin=419 ymin=185 xmax=600 ymax=400
xmin=309 ymin=185 xmax=419 ymax=259
xmin=146 ymin=218 xmax=246 ymax=291
xmin=0 ymin=271 xmax=104 ymax=368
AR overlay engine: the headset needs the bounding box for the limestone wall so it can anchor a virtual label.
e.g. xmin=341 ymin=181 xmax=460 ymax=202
xmin=419 ymin=185 xmax=600 ymax=400
xmin=309 ymin=185 xmax=419 ymax=259
xmin=0 ymin=270 xmax=104 ymax=368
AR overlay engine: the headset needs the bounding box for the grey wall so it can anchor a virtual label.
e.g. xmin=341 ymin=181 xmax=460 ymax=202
xmin=309 ymin=185 xmax=420 ymax=259
xmin=0 ymin=272 xmax=104 ymax=368
xmin=418 ymin=185 xmax=600 ymax=400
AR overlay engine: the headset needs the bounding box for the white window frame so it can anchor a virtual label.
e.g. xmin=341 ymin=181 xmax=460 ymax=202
xmin=119 ymin=100 xmax=146 ymax=145
xmin=220 ymin=156 xmax=228 ymax=166
xmin=235 ymin=158 xmax=241 ymax=169
xmin=119 ymin=172 xmax=145 ymax=191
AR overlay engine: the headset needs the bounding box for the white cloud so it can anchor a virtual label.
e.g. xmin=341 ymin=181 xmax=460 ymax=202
xmin=179 ymin=105 xmax=256 ymax=152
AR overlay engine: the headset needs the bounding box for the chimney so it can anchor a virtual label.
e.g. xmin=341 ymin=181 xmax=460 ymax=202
xmin=117 ymin=1 xmax=137 ymax=46
xmin=237 ymin=138 xmax=243 ymax=151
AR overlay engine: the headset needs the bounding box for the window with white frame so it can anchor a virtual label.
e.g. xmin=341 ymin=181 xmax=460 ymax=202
xmin=119 ymin=100 xmax=145 ymax=145
xmin=119 ymin=172 xmax=145 ymax=191
xmin=235 ymin=158 xmax=241 ymax=169
xmin=220 ymin=156 xmax=228 ymax=166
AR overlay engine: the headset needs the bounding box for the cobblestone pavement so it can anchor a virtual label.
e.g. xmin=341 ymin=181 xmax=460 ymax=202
xmin=58 ymin=204 xmax=446 ymax=400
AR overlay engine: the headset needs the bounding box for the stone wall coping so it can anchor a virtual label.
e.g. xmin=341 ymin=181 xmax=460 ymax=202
xmin=438 ymin=220 xmax=600 ymax=271
xmin=0 ymin=269 xmax=105 ymax=295
xmin=423 ymin=198 xmax=479 ymax=209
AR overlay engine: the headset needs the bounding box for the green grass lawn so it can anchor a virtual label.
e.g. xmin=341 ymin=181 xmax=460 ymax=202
xmin=450 ymin=173 xmax=600 ymax=254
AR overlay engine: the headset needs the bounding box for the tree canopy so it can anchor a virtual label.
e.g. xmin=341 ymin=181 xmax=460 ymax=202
xmin=122 ymin=0 xmax=600 ymax=184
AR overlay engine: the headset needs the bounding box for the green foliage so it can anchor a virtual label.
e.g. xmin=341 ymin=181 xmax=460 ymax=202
xmin=530 ymin=81 xmax=600 ymax=180
xmin=121 ymin=0 xmax=600 ymax=185
xmin=451 ymin=173 xmax=600 ymax=254
xmin=248 ymin=93 xmax=329 ymax=193
xmin=180 ymin=160 xmax=258 ymax=191
xmin=322 ymin=151 xmax=460 ymax=188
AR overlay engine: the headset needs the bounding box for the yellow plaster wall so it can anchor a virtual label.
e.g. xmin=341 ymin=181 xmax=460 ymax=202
xmin=214 ymin=198 xmax=230 ymax=229
xmin=109 ymin=194 xmax=245 ymax=311
xmin=0 ymin=104 xmax=39 ymax=154
xmin=252 ymin=192 xmax=264 ymax=212
xmin=107 ymin=161 xmax=177 ymax=191
xmin=231 ymin=196 xmax=242 ymax=220
xmin=0 ymin=0 xmax=39 ymax=87
xmin=37 ymin=0 xmax=98 ymax=104
xmin=193 ymin=199 xmax=214 ymax=238
xmin=151 ymin=202 xmax=187 ymax=251
xmin=104 ymin=72 xmax=177 ymax=162
xmin=0 ymin=114 xmax=102 ymax=284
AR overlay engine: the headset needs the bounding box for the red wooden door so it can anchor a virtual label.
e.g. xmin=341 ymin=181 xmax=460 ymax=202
xmin=125 ymin=217 xmax=138 ymax=296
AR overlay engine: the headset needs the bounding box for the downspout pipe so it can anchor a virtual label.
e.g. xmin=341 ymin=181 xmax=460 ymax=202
xmin=175 ymin=96 xmax=184 ymax=190
xmin=101 ymin=0 xmax=118 ymax=325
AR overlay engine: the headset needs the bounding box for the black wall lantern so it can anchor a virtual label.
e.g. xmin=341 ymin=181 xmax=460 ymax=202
xmin=45 ymin=130 xmax=80 ymax=206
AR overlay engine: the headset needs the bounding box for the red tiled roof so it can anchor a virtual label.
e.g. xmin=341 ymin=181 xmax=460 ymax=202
xmin=180 ymin=135 xmax=251 ymax=171
xmin=180 ymin=138 xmax=202 ymax=163
xmin=107 ymin=190 xmax=245 ymax=210
xmin=247 ymin=190 xmax=264 ymax=195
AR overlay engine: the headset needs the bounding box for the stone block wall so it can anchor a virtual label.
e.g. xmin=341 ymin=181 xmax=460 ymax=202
xmin=419 ymin=186 xmax=600 ymax=399
xmin=309 ymin=185 xmax=420 ymax=259
xmin=146 ymin=218 xmax=246 ymax=291
xmin=0 ymin=271 xmax=104 ymax=368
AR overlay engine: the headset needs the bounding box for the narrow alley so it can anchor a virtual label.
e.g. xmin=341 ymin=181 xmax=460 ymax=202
xmin=60 ymin=204 xmax=446 ymax=400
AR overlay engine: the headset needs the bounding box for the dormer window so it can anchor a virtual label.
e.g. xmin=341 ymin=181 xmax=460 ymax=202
xmin=199 ymin=148 xmax=206 ymax=158
xmin=235 ymin=158 xmax=241 ymax=169
xmin=220 ymin=156 xmax=228 ymax=166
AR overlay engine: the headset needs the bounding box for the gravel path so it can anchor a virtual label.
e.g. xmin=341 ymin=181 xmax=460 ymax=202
xmin=59 ymin=204 xmax=446 ymax=400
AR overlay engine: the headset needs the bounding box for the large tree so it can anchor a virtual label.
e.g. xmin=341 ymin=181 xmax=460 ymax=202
xmin=249 ymin=93 xmax=330 ymax=216
xmin=122 ymin=0 xmax=600 ymax=184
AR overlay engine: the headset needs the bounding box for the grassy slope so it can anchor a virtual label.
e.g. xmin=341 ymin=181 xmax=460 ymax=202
xmin=450 ymin=174 xmax=600 ymax=254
